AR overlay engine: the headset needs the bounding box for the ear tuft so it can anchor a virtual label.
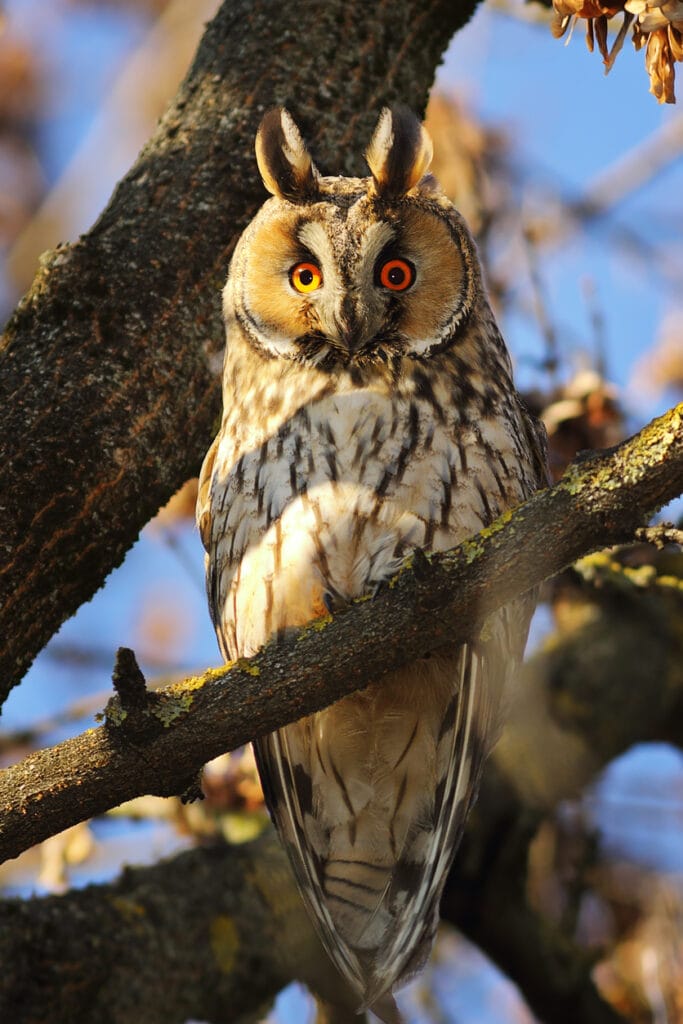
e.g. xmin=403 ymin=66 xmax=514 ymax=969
xmin=365 ymin=106 xmax=433 ymax=199
xmin=255 ymin=108 xmax=319 ymax=201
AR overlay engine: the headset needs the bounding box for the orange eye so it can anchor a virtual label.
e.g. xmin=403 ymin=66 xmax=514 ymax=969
xmin=379 ymin=258 xmax=415 ymax=292
xmin=290 ymin=262 xmax=323 ymax=293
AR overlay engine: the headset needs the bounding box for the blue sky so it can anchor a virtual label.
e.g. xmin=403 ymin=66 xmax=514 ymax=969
xmin=441 ymin=4 xmax=683 ymax=419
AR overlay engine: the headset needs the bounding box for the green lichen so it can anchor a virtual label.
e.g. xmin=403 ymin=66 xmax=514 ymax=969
xmin=310 ymin=614 xmax=332 ymax=631
xmin=481 ymin=507 xmax=515 ymax=536
xmin=657 ymin=574 xmax=683 ymax=593
xmin=103 ymin=699 xmax=128 ymax=727
xmin=456 ymin=509 xmax=519 ymax=565
xmin=235 ymin=657 xmax=261 ymax=676
xmin=296 ymin=613 xmax=333 ymax=638
xmin=575 ymin=550 xmax=683 ymax=595
xmin=461 ymin=536 xmax=485 ymax=564
xmin=166 ymin=668 xmax=221 ymax=696
xmin=559 ymin=403 xmax=682 ymax=498
xmin=210 ymin=915 xmax=239 ymax=974
xmin=151 ymin=692 xmax=195 ymax=728
xmin=557 ymin=460 xmax=585 ymax=496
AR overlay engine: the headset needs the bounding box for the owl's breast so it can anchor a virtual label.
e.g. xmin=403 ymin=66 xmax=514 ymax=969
xmin=207 ymin=388 xmax=528 ymax=659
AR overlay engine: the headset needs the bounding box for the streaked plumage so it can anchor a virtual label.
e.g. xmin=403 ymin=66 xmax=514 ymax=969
xmin=197 ymin=106 xmax=546 ymax=1019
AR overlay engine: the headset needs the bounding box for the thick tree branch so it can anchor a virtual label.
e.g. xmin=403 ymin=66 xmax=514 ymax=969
xmin=0 ymin=0 xmax=480 ymax=706
xmin=0 ymin=830 xmax=360 ymax=1024
xmin=1 ymin=404 xmax=681 ymax=864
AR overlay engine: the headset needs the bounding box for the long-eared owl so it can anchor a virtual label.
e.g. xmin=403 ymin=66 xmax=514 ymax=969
xmin=197 ymin=106 xmax=546 ymax=1020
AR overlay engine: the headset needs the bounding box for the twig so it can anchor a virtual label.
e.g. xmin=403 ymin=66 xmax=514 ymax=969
xmin=111 ymin=647 xmax=149 ymax=710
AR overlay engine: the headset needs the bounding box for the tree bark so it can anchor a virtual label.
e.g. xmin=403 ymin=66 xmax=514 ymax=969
xmin=0 ymin=0 xmax=481 ymax=705
xmin=0 ymin=830 xmax=358 ymax=1024
xmin=1 ymin=403 xmax=681 ymax=864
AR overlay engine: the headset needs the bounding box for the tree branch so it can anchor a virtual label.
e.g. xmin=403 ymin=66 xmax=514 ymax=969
xmin=1 ymin=404 xmax=681 ymax=864
xmin=0 ymin=830 xmax=361 ymax=1024
xmin=0 ymin=0 xmax=481 ymax=705
xmin=1 ymin=822 xmax=629 ymax=1024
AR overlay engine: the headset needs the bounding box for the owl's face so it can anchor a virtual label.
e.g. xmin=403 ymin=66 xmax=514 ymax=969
xmin=227 ymin=107 xmax=482 ymax=368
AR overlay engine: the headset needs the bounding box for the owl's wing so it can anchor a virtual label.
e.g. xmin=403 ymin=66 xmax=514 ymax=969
xmin=254 ymin=641 xmax=494 ymax=1016
xmin=369 ymin=644 xmax=492 ymax=1002
xmin=197 ymin=436 xmax=218 ymax=544
xmin=519 ymin=395 xmax=550 ymax=490
xmin=253 ymin=727 xmax=367 ymax=993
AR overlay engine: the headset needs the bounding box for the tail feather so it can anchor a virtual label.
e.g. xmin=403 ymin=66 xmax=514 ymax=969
xmin=368 ymin=992 xmax=404 ymax=1024
xmin=254 ymin=643 xmax=495 ymax=1009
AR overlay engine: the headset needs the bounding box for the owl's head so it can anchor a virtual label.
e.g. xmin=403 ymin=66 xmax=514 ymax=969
xmin=226 ymin=107 xmax=483 ymax=366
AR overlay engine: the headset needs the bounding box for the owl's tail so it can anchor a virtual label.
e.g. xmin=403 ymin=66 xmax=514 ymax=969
xmin=255 ymin=645 xmax=493 ymax=1014
xmin=368 ymin=992 xmax=404 ymax=1024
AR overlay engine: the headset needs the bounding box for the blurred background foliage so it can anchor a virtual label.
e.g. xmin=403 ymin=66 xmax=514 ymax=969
xmin=0 ymin=1 xmax=682 ymax=1022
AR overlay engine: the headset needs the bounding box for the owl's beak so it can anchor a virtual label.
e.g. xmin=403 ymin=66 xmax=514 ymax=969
xmin=331 ymin=320 xmax=354 ymax=352
xmin=330 ymin=297 xmax=371 ymax=355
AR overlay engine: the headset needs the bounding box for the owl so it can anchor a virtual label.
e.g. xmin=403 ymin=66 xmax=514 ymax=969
xmin=197 ymin=106 xmax=546 ymax=1021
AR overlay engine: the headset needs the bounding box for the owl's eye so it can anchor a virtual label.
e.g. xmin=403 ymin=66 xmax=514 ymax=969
xmin=290 ymin=262 xmax=323 ymax=293
xmin=378 ymin=258 xmax=415 ymax=292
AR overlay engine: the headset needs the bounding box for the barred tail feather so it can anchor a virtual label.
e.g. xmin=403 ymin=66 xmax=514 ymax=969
xmin=254 ymin=727 xmax=366 ymax=995
xmin=254 ymin=643 xmax=493 ymax=1013
xmin=361 ymin=645 xmax=490 ymax=1007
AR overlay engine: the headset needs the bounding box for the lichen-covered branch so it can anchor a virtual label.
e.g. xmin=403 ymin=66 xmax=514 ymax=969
xmin=0 ymin=822 xmax=628 ymax=1024
xmin=0 ymin=0 xmax=480 ymax=706
xmin=1 ymin=403 xmax=681 ymax=865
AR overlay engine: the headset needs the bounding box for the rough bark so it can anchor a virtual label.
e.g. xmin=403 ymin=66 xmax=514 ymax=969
xmin=1 ymin=403 xmax=681 ymax=865
xmin=0 ymin=831 xmax=356 ymax=1024
xmin=0 ymin=0 xmax=480 ymax=705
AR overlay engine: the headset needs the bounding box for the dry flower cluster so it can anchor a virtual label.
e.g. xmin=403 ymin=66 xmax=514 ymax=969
xmin=551 ymin=0 xmax=683 ymax=102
